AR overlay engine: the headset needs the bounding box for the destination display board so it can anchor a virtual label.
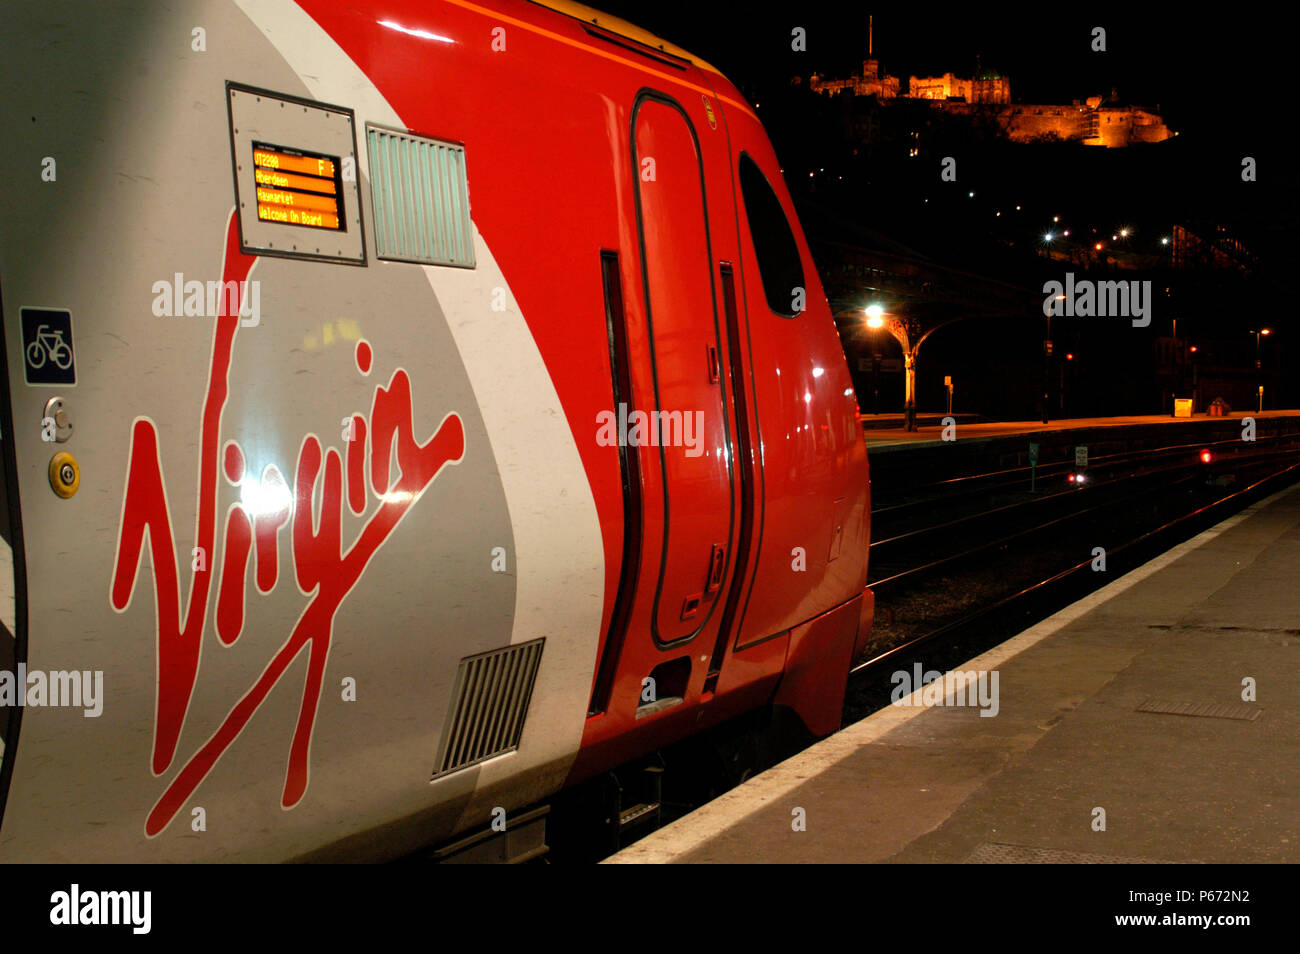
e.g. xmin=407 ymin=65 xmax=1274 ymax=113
xmin=227 ymin=83 xmax=365 ymax=264
xmin=252 ymin=144 xmax=343 ymax=230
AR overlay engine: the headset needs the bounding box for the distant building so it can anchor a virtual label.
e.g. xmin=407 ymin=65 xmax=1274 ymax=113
xmin=806 ymin=42 xmax=1172 ymax=147
xmin=810 ymin=57 xmax=900 ymax=100
xmin=909 ymin=69 xmax=1010 ymax=104
xmin=808 ymin=17 xmax=899 ymax=100
xmin=970 ymin=70 xmax=1012 ymax=104
xmin=1080 ymin=92 xmax=1173 ymax=147
xmin=908 ymin=72 xmax=969 ymax=101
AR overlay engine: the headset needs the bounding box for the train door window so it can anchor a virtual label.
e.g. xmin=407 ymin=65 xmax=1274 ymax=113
xmin=737 ymin=153 xmax=803 ymax=318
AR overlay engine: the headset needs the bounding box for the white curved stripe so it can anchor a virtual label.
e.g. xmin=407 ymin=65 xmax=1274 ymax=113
xmin=233 ymin=0 xmax=605 ymax=787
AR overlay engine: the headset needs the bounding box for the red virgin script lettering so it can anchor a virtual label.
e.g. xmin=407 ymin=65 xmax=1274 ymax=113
xmin=110 ymin=216 xmax=466 ymax=836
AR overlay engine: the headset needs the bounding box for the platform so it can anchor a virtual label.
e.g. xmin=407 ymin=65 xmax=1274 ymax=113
xmin=608 ymin=482 xmax=1300 ymax=864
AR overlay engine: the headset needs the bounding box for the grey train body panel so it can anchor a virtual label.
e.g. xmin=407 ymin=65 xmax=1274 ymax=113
xmin=0 ymin=1 xmax=606 ymax=861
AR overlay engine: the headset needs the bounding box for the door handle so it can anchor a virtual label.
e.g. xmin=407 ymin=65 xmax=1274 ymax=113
xmin=706 ymin=543 xmax=725 ymax=593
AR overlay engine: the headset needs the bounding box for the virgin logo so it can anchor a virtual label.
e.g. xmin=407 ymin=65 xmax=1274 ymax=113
xmin=110 ymin=216 xmax=466 ymax=836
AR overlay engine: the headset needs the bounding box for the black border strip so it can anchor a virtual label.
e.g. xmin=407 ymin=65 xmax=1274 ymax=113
xmin=0 ymin=272 xmax=31 ymax=834
xmin=589 ymin=252 xmax=640 ymax=715
xmin=580 ymin=23 xmax=690 ymax=70
xmin=707 ymin=263 xmax=756 ymax=675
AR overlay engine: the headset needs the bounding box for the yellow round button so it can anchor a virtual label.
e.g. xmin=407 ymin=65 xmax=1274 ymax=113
xmin=49 ymin=451 xmax=80 ymax=498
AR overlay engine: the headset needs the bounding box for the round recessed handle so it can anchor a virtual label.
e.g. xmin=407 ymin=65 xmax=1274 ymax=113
xmin=43 ymin=396 xmax=73 ymax=442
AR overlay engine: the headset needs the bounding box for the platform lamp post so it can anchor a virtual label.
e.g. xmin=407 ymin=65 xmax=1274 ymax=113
xmin=1172 ymin=316 xmax=1179 ymax=404
xmin=865 ymin=305 xmax=916 ymax=431
xmin=865 ymin=305 xmax=964 ymax=433
xmin=1044 ymin=294 xmax=1064 ymax=424
xmin=1189 ymin=345 xmax=1199 ymax=412
xmin=1042 ymin=310 xmax=1051 ymax=424
xmin=1251 ymin=328 xmax=1271 ymax=413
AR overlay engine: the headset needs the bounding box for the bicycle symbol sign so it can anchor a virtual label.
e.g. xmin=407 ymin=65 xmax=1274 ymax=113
xmin=21 ymin=307 xmax=77 ymax=385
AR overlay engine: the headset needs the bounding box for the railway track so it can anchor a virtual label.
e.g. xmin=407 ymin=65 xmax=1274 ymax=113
xmin=868 ymin=439 xmax=1300 ymax=597
xmin=846 ymin=447 xmax=1300 ymax=721
xmin=873 ymin=431 xmax=1300 ymax=523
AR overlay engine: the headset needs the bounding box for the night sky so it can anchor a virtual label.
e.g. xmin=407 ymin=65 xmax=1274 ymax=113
xmin=591 ymin=3 xmax=1299 ymax=251
xmin=584 ymin=2 xmax=1296 ymax=416
xmin=581 ymin=2 xmax=1294 ymax=267
xmin=591 ymin=3 xmax=1287 ymax=154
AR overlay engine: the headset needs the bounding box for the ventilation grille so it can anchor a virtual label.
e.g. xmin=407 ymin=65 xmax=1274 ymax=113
xmin=366 ymin=125 xmax=475 ymax=268
xmin=433 ymin=639 xmax=544 ymax=778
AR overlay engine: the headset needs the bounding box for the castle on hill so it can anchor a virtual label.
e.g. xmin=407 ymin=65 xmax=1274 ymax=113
xmin=798 ymin=19 xmax=1173 ymax=148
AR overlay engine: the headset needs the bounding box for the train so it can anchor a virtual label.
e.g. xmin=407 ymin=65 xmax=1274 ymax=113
xmin=0 ymin=0 xmax=871 ymax=862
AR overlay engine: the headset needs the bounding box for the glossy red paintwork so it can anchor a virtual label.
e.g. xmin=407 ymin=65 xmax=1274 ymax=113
xmin=296 ymin=0 xmax=871 ymax=777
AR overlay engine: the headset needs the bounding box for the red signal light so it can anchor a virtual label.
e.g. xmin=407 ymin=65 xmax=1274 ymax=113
xmin=1200 ymin=449 xmax=1212 ymax=464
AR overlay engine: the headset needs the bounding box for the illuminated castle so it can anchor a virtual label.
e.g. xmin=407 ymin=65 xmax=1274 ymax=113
xmin=803 ymin=23 xmax=1173 ymax=148
xmin=808 ymin=17 xmax=898 ymax=99
xmin=908 ymin=69 xmax=1011 ymax=104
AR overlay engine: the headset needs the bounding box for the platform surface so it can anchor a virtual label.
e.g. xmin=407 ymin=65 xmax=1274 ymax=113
xmin=608 ymin=482 xmax=1300 ymax=864
xmin=863 ymin=409 xmax=1299 ymax=449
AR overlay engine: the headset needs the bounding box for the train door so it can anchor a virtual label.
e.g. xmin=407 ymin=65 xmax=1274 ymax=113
xmin=594 ymin=90 xmax=741 ymax=713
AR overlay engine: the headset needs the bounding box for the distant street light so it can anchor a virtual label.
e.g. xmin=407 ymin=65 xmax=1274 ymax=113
xmin=1251 ymin=328 xmax=1272 ymax=412
xmin=1187 ymin=345 xmax=1200 ymax=408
